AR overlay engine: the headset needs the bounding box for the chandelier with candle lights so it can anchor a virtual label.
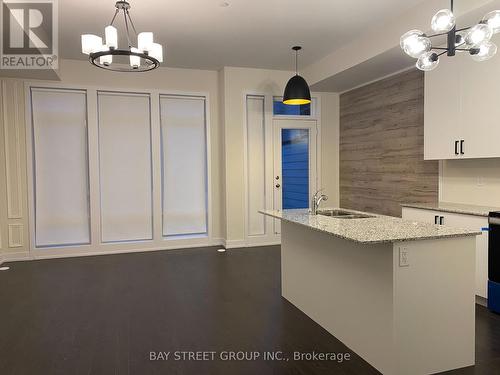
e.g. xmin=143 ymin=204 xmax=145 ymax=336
xmin=81 ymin=0 xmax=163 ymax=72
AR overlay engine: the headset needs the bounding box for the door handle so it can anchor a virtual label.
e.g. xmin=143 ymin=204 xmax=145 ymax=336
xmin=440 ymin=216 xmax=445 ymax=225
xmin=455 ymin=140 xmax=459 ymax=155
xmin=435 ymin=215 xmax=439 ymax=224
xmin=460 ymin=140 xmax=465 ymax=155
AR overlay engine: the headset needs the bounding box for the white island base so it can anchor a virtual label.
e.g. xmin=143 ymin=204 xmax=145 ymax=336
xmin=281 ymin=221 xmax=476 ymax=375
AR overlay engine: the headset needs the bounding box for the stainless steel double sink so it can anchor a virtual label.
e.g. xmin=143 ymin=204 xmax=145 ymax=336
xmin=315 ymin=209 xmax=375 ymax=219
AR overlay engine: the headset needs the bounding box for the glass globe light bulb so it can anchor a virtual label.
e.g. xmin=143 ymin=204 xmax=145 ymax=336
xmin=471 ymin=41 xmax=497 ymax=61
xmin=416 ymin=52 xmax=439 ymax=71
xmin=455 ymin=33 xmax=466 ymax=47
xmin=431 ymin=9 xmax=456 ymax=33
xmin=483 ymin=10 xmax=500 ymax=34
xmin=465 ymin=23 xmax=493 ymax=47
xmin=400 ymin=30 xmax=431 ymax=58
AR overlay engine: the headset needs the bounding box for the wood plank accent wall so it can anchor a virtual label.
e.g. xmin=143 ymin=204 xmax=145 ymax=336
xmin=340 ymin=69 xmax=438 ymax=217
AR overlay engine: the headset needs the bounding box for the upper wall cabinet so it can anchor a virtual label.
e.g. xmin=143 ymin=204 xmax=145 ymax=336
xmin=424 ymin=53 xmax=500 ymax=160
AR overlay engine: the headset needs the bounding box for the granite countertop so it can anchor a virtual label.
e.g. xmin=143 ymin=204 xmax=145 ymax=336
xmin=259 ymin=208 xmax=481 ymax=244
xmin=401 ymin=202 xmax=500 ymax=217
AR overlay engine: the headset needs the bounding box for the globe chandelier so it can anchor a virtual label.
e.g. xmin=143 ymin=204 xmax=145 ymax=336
xmin=401 ymin=0 xmax=500 ymax=71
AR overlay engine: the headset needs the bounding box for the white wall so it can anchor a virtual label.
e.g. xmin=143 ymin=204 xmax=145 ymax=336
xmin=0 ymin=60 xmax=340 ymax=261
xmin=220 ymin=67 xmax=339 ymax=244
xmin=320 ymin=92 xmax=340 ymax=205
xmin=0 ymin=80 xmax=30 ymax=262
xmin=441 ymin=159 xmax=500 ymax=207
xmin=55 ymin=59 xmax=225 ymax=241
xmin=0 ymin=59 xmax=223 ymax=262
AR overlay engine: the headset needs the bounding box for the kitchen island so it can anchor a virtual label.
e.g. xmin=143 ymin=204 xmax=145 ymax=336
xmin=260 ymin=208 xmax=481 ymax=375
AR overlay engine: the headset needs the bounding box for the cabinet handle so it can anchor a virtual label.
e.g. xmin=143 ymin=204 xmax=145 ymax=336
xmin=455 ymin=140 xmax=459 ymax=155
xmin=440 ymin=216 xmax=445 ymax=225
xmin=435 ymin=215 xmax=439 ymax=224
xmin=460 ymin=140 xmax=465 ymax=155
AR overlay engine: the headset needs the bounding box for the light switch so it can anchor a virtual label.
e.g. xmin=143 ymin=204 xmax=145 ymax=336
xmin=399 ymin=247 xmax=410 ymax=267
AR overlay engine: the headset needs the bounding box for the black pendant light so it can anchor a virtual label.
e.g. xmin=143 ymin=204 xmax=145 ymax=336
xmin=283 ymin=46 xmax=311 ymax=105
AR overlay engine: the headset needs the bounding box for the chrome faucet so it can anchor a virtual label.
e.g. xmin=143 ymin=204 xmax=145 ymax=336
xmin=311 ymin=189 xmax=328 ymax=215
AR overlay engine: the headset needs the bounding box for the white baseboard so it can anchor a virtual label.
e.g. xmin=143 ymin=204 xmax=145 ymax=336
xmin=476 ymin=295 xmax=487 ymax=307
xmin=0 ymin=238 xmax=225 ymax=264
xmin=0 ymin=251 xmax=30 ymax=264
xmin=246 ymin=240 xmax=281 ymax=247
xmin=222 ymin=238 xmax=281 ymax=249
xmin=0 ymin=237 xmax=280 ymax=264
xmin=222 ymin=239 xmax=246 ymax=249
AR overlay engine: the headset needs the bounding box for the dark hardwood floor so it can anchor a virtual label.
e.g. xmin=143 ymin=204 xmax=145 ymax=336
xmin=0 ymin=246 xmax=499 ymax=375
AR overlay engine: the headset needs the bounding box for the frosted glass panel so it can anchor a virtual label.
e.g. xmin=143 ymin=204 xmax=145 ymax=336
xmin=246 ymin=96 xmax=266 ymax=236
xmin=31 ymin=88 xmax=90 ymax=247
xmin=160 ymin=96 xmax=207 ymax=236
xmin=98 ymin=92 xmax=153 ymax=242
xmin=282 ymin=129 xmax=309 ymax=209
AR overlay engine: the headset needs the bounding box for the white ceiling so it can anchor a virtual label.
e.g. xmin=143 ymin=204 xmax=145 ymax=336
xmin=60 ymin=0 xmax=429 ymax=71
xmin=311 ymin=47 xmax=416 ymax=93
xmin=310 ymin=0 xmax=500 ymax=93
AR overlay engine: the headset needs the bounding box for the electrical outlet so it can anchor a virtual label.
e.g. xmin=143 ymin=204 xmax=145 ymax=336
xmin=399 ymin=247 xmax=410 ymax=267
xmin=477 ymin=176 xmax=485 ymax=187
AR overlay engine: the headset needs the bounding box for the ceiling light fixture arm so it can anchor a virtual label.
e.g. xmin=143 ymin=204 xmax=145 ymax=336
xmin=126 ymin=10 xmax=138 ymax=37
xmin=424 ymin=0 xmax=481 ymax=57
xmin=123 ymin=8 xmax=132 ymax=48
xmin=110 ymin=8 xmax=119 ymax=26
xmin=111 ymin=0 xmax=138 ymax=49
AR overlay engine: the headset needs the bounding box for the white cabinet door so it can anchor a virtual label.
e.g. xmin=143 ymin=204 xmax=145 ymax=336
xmin=460 ymin=55 xmax=500 ymax=159
xmin=425 ymin=51 xmax=500 ymax=160
xmin=424 ymin=56 xmax=462 ymax=160
xmin=402 ymin=207 xmax=442 ymax=224
xmin=442 ymin=212 xmax=489 ymax=299
xmin=402 ymin=207 xmax=489 ymax=299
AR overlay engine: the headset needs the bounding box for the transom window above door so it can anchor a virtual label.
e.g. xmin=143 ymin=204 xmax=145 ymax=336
xmin=273 ymin=96 xmax=316 ymax=117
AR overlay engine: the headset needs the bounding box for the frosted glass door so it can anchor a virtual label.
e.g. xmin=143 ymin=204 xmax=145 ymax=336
xmin=98 ymin=92 xmax=153 ymax=242
xmin=160 ymin=95 xmax=207 ymax=236
xmin=31 ymin=88 xmax=90 ymax=247
xmin=273 ymin=119 xmax=317 ymax=234
xmin=281 ymin=129 xmax=310 ymax=209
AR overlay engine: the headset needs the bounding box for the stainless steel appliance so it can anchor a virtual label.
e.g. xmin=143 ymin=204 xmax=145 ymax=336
xmin=488 ymin=212 xmax=500 ymax=313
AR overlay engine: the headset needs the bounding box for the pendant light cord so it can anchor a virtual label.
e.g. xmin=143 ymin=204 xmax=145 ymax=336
xmin=295 ymin=49 xmax=298 ymax=75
